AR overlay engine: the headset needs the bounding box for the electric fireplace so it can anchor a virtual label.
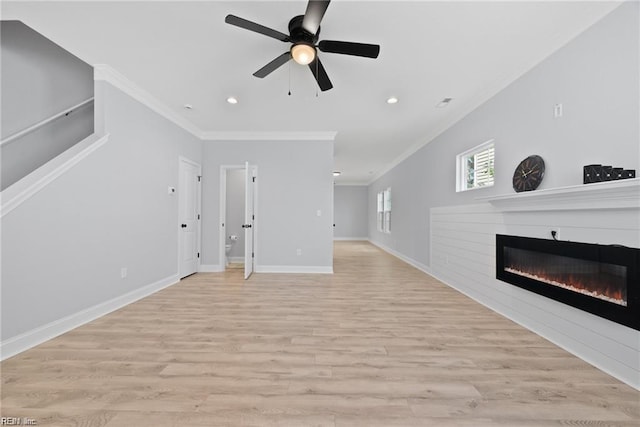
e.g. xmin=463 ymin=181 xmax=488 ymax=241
xmin=496 ymin=235 xmax=639 ymax=330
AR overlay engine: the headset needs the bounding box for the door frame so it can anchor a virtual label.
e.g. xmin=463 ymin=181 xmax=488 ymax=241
xmin=219 ymin=164 xmax=258 ymax=271
xmin=178 ymin=156 xmax=202 ymax=278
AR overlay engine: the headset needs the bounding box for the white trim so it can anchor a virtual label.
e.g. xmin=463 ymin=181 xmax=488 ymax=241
xmin=369 ymin=240 xmax=432 ymax=276
xmin=219 ymin=166 xmax=229 ymax=270
xmin=0 ymin=274 xmax=179 ymax=361
xmin=1 ymin=133 xmax=110 ymax=218
xmin=333 ymin=237 xmax=369 ymax=241
xmin=202 ymin=131 xmax=337 ymax=141
xmin=199 ymin=264 xmax=224 ymax=273
xmin=94 ymin=64 xmax=203 ymax=139
xmin=1 ymin=97 xmax=95 ymax=146
xmin=477 ymin=178 xmax=640 ymax=211
xmin=255 ymin=265 xmax=334 ymax=274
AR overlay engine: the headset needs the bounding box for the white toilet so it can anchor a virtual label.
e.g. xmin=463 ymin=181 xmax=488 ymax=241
xmin=225 ymin=244 xmax=232 ymax=267
xmin=225 ymin=235 xmax=238 ymax=267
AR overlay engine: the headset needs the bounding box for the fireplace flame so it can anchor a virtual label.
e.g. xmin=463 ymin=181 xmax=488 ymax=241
xmin=503 ymin=248 xmax=627 ymax=307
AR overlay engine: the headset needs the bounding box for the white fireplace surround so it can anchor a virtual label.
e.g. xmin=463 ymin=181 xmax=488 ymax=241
xmin=430 ymin=178 xmax=640 ymax=390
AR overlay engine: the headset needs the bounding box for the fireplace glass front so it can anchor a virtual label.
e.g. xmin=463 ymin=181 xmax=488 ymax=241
xmin=496 ymin=235 xmax=639 ymax=331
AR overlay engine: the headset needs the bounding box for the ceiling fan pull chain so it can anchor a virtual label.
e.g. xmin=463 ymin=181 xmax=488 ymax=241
xmin=315 ymin=59 xmax=319 ymax=98
xmin=288 ymin=61 xmax=292 ymax=96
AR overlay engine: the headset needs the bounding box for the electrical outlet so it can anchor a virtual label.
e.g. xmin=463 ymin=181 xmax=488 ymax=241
xmin=554 ymin=103 xmax=563 ymax=118
xmin=121 ymin=267 xmax=128 ymax=279
xmin=296 ymin=249 xmax=302 ymax=256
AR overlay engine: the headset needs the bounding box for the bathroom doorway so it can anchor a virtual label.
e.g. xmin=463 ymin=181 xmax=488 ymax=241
xmin=219 ymin=164 xmax=257 ymax=277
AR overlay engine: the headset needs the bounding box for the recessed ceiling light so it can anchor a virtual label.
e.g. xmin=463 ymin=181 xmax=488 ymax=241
xmin=227 ymin=97 xmax=238 ymax=104
xmin=386 ymin=97 xmax=399 ymax=104
xmin=436 ymin=98 xmax=453 ymax=108
xmin=183 ymin=104 xmax=193 ymax=110
xmin=333 ymin=171 xmax=341 ymax=176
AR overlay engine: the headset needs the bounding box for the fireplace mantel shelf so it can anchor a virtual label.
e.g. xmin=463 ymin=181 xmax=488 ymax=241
xmin=478 ymin=178 xmax=640 ymax=212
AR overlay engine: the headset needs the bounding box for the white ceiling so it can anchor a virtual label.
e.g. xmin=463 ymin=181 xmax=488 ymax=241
xmin=2 ymin=1 xmax=622 ymax=184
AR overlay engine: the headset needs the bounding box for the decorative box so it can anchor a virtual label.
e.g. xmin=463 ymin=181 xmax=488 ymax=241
xmin=583 ymin=164 xmax=603 ymax=184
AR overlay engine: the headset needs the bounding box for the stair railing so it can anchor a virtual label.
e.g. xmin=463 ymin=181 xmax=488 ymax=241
xmin=0 ymin=97 xmax=94 ymax=146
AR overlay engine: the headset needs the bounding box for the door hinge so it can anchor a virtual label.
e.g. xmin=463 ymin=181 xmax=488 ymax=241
xmin=197 ymin=214 xmax=200 ymax=220
xmin=252 ymin=252 xmax=254 ymax=258
xmin=252 ymin=177 xmax=256 ymax=183
xmin=252 ymin=214 xmax=255 ymax=220
xmin=198 ymin=176 xmax=202 ymax=182
xmin=197 ymin=252 xmax=200 ymax=258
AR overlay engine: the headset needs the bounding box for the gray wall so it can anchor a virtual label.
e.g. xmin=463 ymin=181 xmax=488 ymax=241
xmin=367 ymin=2 xmax=639 ymax=388
xmin=201 ymin=141 xmax=334 ymax=271
xmin=369 ymin=2 xmax=639 ymax=268
xmin=333 ymin=185 xmax=368 ymax=239
xmin=1 ymin=81 xmax=202 ymax=341
xmin=1 ymin=21 xmax=94 ymax=190
xmin=225 ymin=168 xmax=245 ymax=260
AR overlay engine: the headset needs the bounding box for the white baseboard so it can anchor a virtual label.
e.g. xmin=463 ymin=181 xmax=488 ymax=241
xmin=333 ymin=237 xmax=369 ymax=241
xmin=369 ymin=240 xmax=432 ymax=275
xmin=255 ymin=265 xmax=334 ymax=274
xmin=199 ymin=264 xmax=224 ymax=272
xmin=0 ymin=274 xmax=179 ymax=361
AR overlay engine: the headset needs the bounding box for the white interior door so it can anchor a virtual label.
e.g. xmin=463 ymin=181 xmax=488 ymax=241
xmin=244 ymin=162 xmax=255 ymax=279
xmin=179 ymin=158 xmax=201 ymax=278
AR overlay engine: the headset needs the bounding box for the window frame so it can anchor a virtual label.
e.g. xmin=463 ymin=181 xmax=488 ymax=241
xmin=376 ymin=188 xmax=391 ymax=234
xmin=456 ymin=139 xmax=495 ymax=192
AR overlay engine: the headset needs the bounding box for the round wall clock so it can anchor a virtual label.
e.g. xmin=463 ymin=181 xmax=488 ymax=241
xmin=512 ymin=155 xmax=545 ymax=192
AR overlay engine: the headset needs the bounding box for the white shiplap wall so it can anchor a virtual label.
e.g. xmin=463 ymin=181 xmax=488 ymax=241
xmin=430 ymin=181 xmax=640 ymax=390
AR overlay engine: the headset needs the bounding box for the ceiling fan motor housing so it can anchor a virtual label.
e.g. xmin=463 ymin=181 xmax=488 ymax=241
xmin=289 ymin=15 xmax=319 ymax=44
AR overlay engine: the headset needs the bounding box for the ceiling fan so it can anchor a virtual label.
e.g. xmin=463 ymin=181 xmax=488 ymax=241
xmin=225 ymin=0 xmax=380 ymax=91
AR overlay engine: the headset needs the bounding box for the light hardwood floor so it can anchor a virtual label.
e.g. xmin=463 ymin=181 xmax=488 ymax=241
xmin=1 ymin=241 xmax=638 ymax=426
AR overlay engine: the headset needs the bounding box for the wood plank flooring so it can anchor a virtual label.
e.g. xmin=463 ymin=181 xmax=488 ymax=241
xmin=1 ymin=241 xmax=638 ymax=426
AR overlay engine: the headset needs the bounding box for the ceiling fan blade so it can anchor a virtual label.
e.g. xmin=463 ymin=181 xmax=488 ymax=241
xmin=302 ymin=0 xmax=331 ymax=35
xmin=318 ymin=40 xmax=380 ymax=58
xmin=253 ymin=52 xmax=291 ymax=78
xmin=308 ymin=57 xmax=333 ymax=91
xmin=225 ymin=14 xmax=290 ymax=42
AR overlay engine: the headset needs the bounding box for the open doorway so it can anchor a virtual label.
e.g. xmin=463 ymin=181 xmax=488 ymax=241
xmin=219 ymin=164 xmax=256 ymax=278
xmin=224 ymin=168 xmax=245 ymax=269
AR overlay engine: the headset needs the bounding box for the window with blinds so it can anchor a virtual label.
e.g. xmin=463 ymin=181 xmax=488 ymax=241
xmin=457 ymin=140 xmax=495 ymax=192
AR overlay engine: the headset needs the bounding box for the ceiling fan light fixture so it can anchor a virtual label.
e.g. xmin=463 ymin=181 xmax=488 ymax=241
xmin=226 ymin=96 xmax=238 ymax=104
xmin=291 ymin=43 xmax=316 ymax=65
xmin=333 ymin=171 xmax=341 ymax=176
xmin=386 ymin=97 xmax=399 ymax=104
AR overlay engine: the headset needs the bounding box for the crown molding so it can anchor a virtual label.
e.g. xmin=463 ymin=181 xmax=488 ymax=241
xmin=91 ymin=67 xmax=336 ymax=144
xmin=201 ymin=131 xmax=337 ymax=141
xmin=93 ymin=64 xmax=204 ymax=139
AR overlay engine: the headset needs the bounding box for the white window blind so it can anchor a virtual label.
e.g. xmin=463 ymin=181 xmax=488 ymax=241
xmin=457 ymin=140 xmax=495 ymax=192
